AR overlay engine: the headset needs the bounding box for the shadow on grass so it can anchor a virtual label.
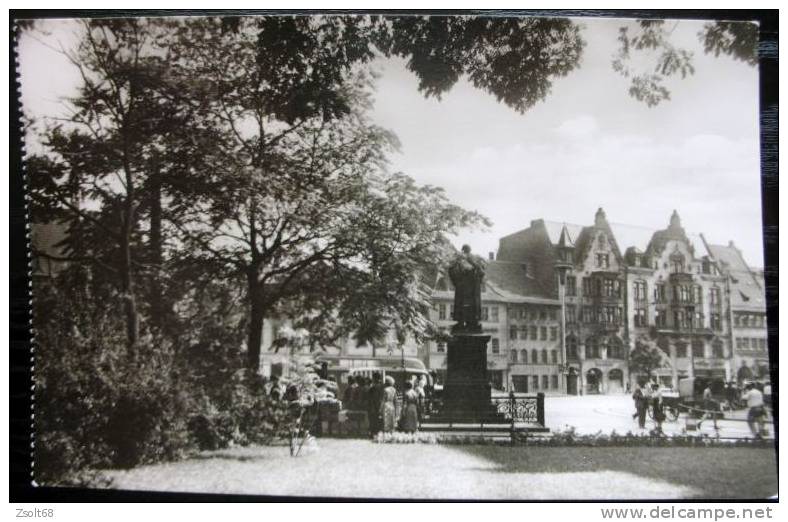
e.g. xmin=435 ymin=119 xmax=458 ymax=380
xmin=451 ymin=445 xmax=778 ymax=499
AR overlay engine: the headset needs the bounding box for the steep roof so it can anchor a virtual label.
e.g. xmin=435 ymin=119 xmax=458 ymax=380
xmin=484 ymin=260 xmax=557 ymax=302
xmin=705 ymin=242 xmax=765 ymax=311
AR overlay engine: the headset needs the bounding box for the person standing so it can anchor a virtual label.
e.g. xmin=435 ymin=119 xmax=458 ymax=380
xmin=400 ymin=380 xmax=420 ymax=433
xmin=651 ymin=383 xmax=665 ymax=435
xmin=632 ymin=385 xmax=648 ymax=429
xmin=741 ymin=382 xmax=766 ymax=438
xmin=381 ymin=376 xmax=398 ymax=433
xmin=367 ymin=373 xmax=384 ymax=437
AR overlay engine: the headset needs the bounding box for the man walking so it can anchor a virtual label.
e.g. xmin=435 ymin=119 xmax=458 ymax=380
xmin=741 ymin=382 xmax=766 ymax=438
xmin=632 ymin=385 xmax=648 ymax=429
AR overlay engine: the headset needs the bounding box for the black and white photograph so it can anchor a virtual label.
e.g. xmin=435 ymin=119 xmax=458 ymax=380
xmin=13 ymin=10 xmax=777 ymax=501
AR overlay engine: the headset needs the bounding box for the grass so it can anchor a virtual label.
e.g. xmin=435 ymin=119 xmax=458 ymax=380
xmin=105 ymin=439 xmax=778 ymax=500
xmin=457 ymin=445 xmax=778 ymax=499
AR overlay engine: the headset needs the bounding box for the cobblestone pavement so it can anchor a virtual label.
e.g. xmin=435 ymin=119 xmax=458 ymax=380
xmin=544 ymin=394 xmax=774 ymax=439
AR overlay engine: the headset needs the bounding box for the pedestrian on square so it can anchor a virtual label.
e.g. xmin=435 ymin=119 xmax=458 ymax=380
xmin=381 ymin=376 xmax=398 ymax=433
xmin=651 ymin=383 xmax=665 ymax=435
xmin=632 ymin=385 xmax=648 ymax=429
xmin=367 ymin=373 xmax=384 ymax=436
xmin=741 ymin=382 xmax=766 ymax=438
xmin=702 ymin=383 xmax=715 ymax=421
xmin=343 ymin=375 xmax=357 ymax=410
xmin=400 ymin=380 xmax=420 ymax=433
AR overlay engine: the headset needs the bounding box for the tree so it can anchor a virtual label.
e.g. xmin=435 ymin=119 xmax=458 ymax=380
xmin=613 ymin=19 xmax=758 ymax=107
xmin=168 ymin=16 xmax=580 ymax=370
xmin=26 ymin=19 xmax=216 ymax=353
xmin=630 ymin=337 xmax=667 ymax=381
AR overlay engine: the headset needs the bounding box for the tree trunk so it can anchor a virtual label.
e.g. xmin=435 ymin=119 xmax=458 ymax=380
xmin=120 ymin=216 xmax=140 ymax=352
xmin=247 ymin=270 xmax=264 ymax=372
xmin=148 ymin=170 xmax=165 ymax=332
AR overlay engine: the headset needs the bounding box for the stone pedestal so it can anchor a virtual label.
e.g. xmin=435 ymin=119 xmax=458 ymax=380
xmin=438 ymin=332 xmax=504 ymax=422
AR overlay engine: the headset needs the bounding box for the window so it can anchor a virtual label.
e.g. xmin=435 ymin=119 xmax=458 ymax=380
xmin=604 ymin=306 xmax=619 ymax=325
xmin=675 ymin=342 xmax=687 ymax=358
xmin=596 ymin=253 xmax=610 ymax=269
xmin=735 ymin=338 xmax=743 ymax=350
xmin=758 ymin=338 xmax=767 ymax=351
xmin=519 ymin=326 xmax=528 ymax=339
xmin=520 ymin=349 xmax=528 ymax=362
xmin=712 ymin=340 xmax=725 ymax=358
xmin=586 ymin=337 xmax=599 ymax=359
xmin=551 ymin=350 xmax=558 ymax=363
xmin=566 ymin=306 xmax=577 ymax=324
xmin=603 ymin=279 xmax=615 ymax=297
xmin=582 ymin=277 xmax=593 ymax=297
xmin=673 ymin=310 xmax=685 ymax=329
xmin=710 ymin=287 xmax=721 ymax=306
xmin=634 ymin=308 xmax=647 ymax=327
xmin=531 ymin=350 xmax=539 ymax=364
xmin=551 ymin=375 xmax=558 ymax=389
xmin=491 ymin=338 xmax=500 ymax=354
xmin=654 ymin=283 xmax=666 ymax=303
xmin=634 ymin=280 xmax=647 ymax=301
xmin=550 ymin=327 xmax=558 ymax=341
xmin=510 ymin=349 xmax=518 ymax=363
xmin=481 ymin=307 xmax=489 ymax=321
xmin=542 ymin=375 xmax=549 ymax=390
xmin=742 ymin=314 xmax=750 ymax=327
xmin=598 ymin=233 xmax=606 ymax=249
xmin=490 ymin=306 xmax=499 ymax=322
xmin=608 ymin=339 xmax=624 ymax=359
xmin=567 ymin=336 xmax=578 ymax=360
xmin=540 ymin=326 xmax=548 ymax=340
xmin=733 ymin=314 xmax=741 ymax=327
xmin=582 ymin=306 xmax=594 ymax=324
xmin=566 ymin=276 xmax=577 ymax=296
xmin=670 ymin=254 xmax=685 ymax=274
xmin=539 ymin=309 xmax=547 ymax=321
xmin=530 ymin=326 xmax=538 ymax=340
xmin=509 ymin=326 xmax=518 ymax=340
xmin=532 ymin=375 xmax=539 ymax=390
xmin=692 ymin=340 xmax=705 ymax=359
xmin=436 ymin=328 xmax=447 ymax=353
xmin=655 ymin=309 xmax=666 ymax=328
xmin=548 ymin=309 xmax=557 ymax=321
xmin=710 ymin=313 xmax=722 ymax=331
xmin=437 ymin=303 xmax=446 ymax=320
xmin=541 ymin=349 xmax=548 ymax=364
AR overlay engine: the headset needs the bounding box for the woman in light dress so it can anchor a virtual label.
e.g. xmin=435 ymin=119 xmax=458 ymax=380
xmin=400 ymin=380 xmax=420 ymax=433
xmin=381 ymin=376 xmax=398 ymax=433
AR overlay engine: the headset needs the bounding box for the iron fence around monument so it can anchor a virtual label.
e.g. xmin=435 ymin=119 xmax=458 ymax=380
xmin=419 ymin=392 xmax=546 ymax=436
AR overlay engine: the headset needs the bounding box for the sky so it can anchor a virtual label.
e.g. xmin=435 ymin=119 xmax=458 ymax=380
xmin=17 ymin=16 xmax=764 ymax=267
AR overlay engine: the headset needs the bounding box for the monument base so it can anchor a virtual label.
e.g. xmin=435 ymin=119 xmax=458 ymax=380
xmin=433 ymin=332 xmax=508 ymax=423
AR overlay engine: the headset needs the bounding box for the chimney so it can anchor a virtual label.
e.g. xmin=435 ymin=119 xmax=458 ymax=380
xmin=488 ymin=251 xmax=495 ymax=261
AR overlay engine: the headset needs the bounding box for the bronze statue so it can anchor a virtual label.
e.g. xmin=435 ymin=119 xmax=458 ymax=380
xmin=448 ymin=245 xmax=486 ymax=332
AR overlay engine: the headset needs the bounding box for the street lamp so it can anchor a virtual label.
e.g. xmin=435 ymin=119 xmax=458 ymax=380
xmin=554 ymin=261 xmax=572 ymax=394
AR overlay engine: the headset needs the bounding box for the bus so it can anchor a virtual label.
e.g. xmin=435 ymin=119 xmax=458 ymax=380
xmin=313 ymin=354 xmax=433 ymax=394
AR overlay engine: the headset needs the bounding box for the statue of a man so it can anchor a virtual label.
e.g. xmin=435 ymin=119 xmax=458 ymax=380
xmin=448 ymin=245 xmax=486 ymax=332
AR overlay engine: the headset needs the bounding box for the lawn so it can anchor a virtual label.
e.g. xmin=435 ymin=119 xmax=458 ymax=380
xmin=456 ymin=445 xmax=778 ymax=499
xmin=105 ymin=439 xmax=778 ymax=500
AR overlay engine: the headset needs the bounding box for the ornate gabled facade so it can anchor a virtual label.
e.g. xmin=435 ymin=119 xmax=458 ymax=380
xmin=625 ymin=211 xmax=731 ymax=388
xmin=498 ymin=209 xmax=628 ymax=394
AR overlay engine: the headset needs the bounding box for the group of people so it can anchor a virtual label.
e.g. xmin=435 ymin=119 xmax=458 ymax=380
xmin=632 ymin=380 xmax=770 ymax=438
xmin=342 ymin=373 xmax=428 ymax=436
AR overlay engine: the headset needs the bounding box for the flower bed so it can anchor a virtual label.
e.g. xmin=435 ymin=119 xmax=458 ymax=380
xmin=371 ymin=427 xmax=775 ymax=448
